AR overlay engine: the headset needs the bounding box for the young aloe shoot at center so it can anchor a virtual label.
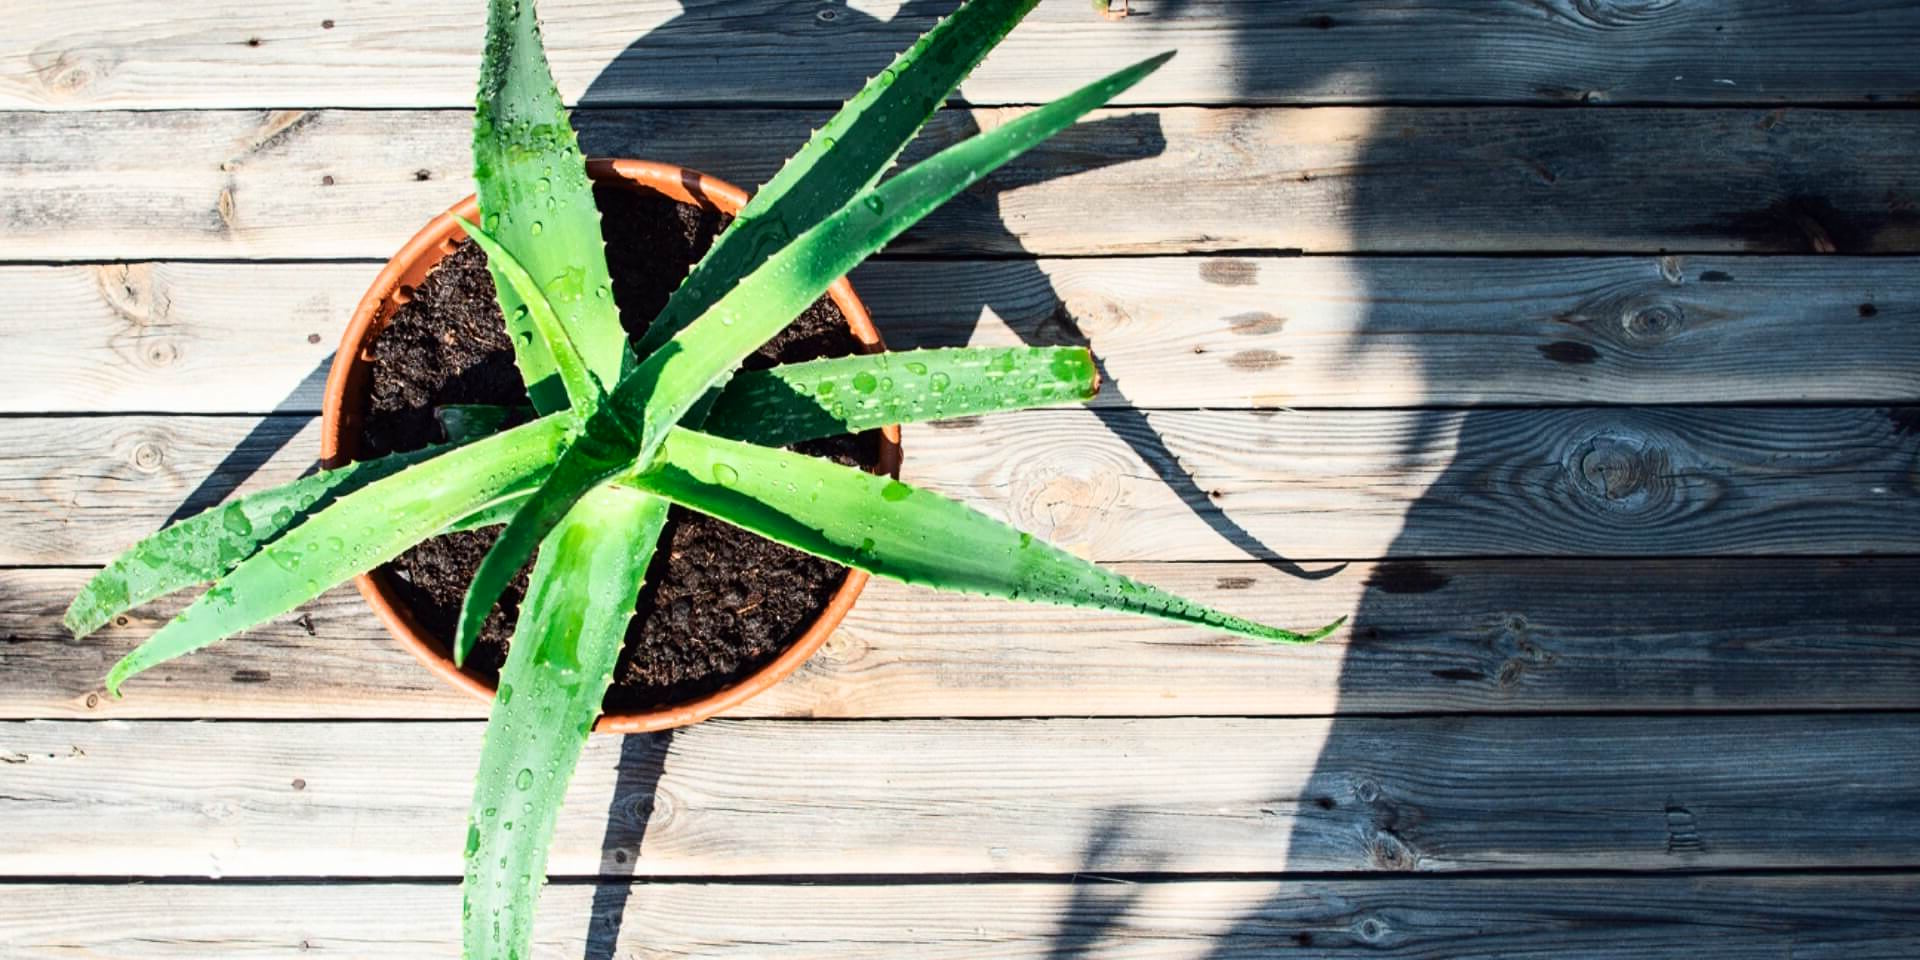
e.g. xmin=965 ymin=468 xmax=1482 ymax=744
xmin=67 ymin=1 xmax=1341 ymax=957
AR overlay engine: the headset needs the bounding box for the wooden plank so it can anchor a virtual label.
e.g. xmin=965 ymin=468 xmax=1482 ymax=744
xmin=7 ymin=558 xmax=1918 ymax=720
xmin=1 ymin=263 xmax=348 ymax=414
xmin=7 ymin=406 xmax=1916 ymax=566
xmin=6 ymin=106 xmax=1919 ymax=259
xmin=6 ymin=875 xmax=1920 ymax=958
xmin=4 ymin=715 xmax=1919 ymax=876
xmin=10 ymin=256 xmax=1920 ymax=414
xmin=11 ymin=0 xmax=1920 ymax=110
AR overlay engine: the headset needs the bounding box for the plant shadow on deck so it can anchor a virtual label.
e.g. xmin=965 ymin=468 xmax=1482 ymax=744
xmin=560 ymin=1 xmax=1471 ymax=955
xmin=144 ymin=0 xmax=1905 ymax=954
xmin=564 ymin=3 xmax=1344 ymax=953
xmin=1036 ymin=0 xmax=1909 ymax=955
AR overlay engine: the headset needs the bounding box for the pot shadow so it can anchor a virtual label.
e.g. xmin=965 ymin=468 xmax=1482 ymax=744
xmin=161 ymin=358 xmax=333 ymax=525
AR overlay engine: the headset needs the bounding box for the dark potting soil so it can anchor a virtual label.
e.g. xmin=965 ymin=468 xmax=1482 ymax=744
xmin=359 ymin=184 xmax=881 ymax=713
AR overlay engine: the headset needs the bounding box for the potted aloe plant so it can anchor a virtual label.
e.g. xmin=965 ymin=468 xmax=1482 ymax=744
xmin=66 ymin=0 xmax=1340 ymax=956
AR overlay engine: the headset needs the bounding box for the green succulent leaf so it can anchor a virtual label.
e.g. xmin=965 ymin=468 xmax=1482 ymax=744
xmin=474 ymin=0 xmax=628 ymax=415
xmin=462 ymin=485 xmax=666 ymax=960
xmin=636 ymin=427 xmax=1342 ymax=645
xmin=101 ymin=415 xmax=571 ymax=696
xmin=705 ymin=346 xmax=1099 ymax=446
xmin=622 ymin=51 xmax=1172 ymax=461
xmin=67 ymin=341 xmax=1092 ymax=642
xmin=632 ymin=0 xmax=1044 ymax=358
xmin=64 ymin=439 xmax=489 ymax=641
xmin=453 ymin=53 xmax=1175 ymax=656
xmin=453 ymin=217 xmax=604 ymax=417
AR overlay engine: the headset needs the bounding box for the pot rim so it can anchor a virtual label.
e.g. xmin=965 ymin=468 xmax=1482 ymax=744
xmin=319 ymin=157 xmax=902 ymax=734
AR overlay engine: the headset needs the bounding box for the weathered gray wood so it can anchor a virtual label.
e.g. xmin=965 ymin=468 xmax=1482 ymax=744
xmin=5 ymin=106 xmax=1918 ymax=259
xmin=1 ymin=263 xmax=347 ymax=414
xmin=10 ymin=406 xmax=1914 ymax=566
xmin=8 ymin=558 xmax=1918 ymax=720
xmin=10 ymin=0 xmax=1920 ymax=110
xmin=3 ymin=715 xmax=1918 ymax=876
xmin=9 ymin=256 xmax=1919 ymax=414
xmin=6 ymin=875 xmax=1920 ymax=958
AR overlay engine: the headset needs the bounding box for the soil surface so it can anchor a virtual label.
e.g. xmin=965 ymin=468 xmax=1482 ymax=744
xmin=359 ymin=184 xmax=880 ymax=713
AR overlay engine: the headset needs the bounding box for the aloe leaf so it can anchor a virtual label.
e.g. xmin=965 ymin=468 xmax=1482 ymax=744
xmin=632 ymin=0 xmax=1043 ymax=358
xmin=453 ymin=217 xmax=603 ymax=416
xmin=622 ymin=52 xmax=1172 ymax=457
xmin=101 ymin=415 xmax=571 ymax=695
xmin=635 ymin=427 xmax=1341 ymax=645
xmin=474 ymin=0 xmax=628 ymax=415
xmin=705 ymin=346 xmax=1098 ymax=446
xmin=435 ymin=346 xmax=1099 ymax=541
xmin=453 ymin=54 xmax=1174 ymax=652
xmin=462 ymin=485 xmax=666 ymax=960
xmin=64 ymin=440 xmax=484 ymax=641
xmin=452 ymin=419 xmax=641 ymax=664
xmin=434 ymin=345 xmax=1100 ymax=452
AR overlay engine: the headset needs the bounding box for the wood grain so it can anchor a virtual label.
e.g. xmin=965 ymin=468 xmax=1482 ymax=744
xmin=1 ymin=263 xmax=347 ymax=414
xmin=8 ymin=558 xmax=1918 ymax=720
xmin=6 ymin=875 xmax=1920 ymax=958
xmin=9 ymin=256 xmax=1918 ymax=414
xmin=9 ymin=405 xmax=1914 ymax=566
xmin=4 ymin=715 xmax=1918 ymax=876
xmin=6 ymin=106 xmax=1919 ymax=259
xmin=10 ymin=0 xmax=1920 ymax=110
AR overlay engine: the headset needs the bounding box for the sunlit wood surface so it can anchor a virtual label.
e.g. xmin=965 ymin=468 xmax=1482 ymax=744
xmin=3 ymin=1 xmax=1919 ymax=955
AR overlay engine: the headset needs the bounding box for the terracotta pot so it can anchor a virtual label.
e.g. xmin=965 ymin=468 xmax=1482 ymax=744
xmin=320 ymin=158 xmax=902 ymax=734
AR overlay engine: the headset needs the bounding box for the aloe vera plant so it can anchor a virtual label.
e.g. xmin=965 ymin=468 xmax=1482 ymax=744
xmin=68 ymin=1 xmax=1340 ymax=956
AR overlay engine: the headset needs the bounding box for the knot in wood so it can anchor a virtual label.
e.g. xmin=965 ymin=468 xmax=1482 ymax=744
xmin=29 ymin=45 xmax=115 ymax=99
xmin=815 ymin=630 xmax=865 ymax=666
xmin=1352 ymin=914 xmax=1392 ymax=944
xmin=141 ymin=339 xmax=182 ymax=368
xmin=1369 ymin=827 xmax=1420 ymax=870
xmin=1351 ymin=776 xmax=1382 ymax=804
xmin=1058 ymin=292 xmax=1126 ymax=338
xmin=1621 ymin=301 xmax=1685 ymax=343
xmin=1570 ymin=0 xmax=1682 ymax=27
xmin=1572 ymin=433 xmax=1672 ymax=509
xmin=129 ymin=440 xmax=166 ymax=473
xmin=1012 ymin=446 xmax=1123 ymax=547
xmin=625 ymin=787 xmax=665 ymax=827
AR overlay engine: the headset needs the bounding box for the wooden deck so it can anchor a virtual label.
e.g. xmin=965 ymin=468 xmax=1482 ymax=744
xmin=4 ymin=1 xmax=1920 ymax=956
